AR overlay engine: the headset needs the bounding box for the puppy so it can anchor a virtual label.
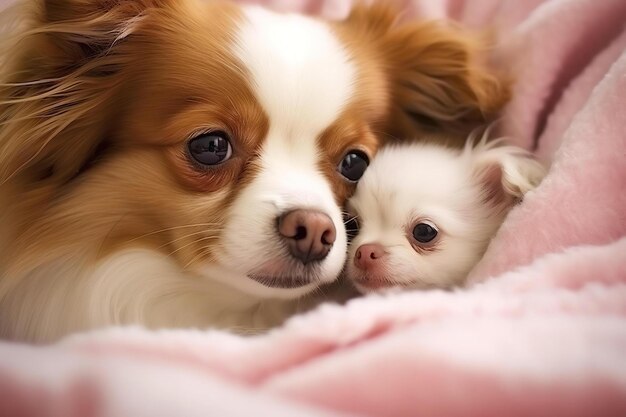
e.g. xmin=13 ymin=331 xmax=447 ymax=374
xmin=0 ymin=0 xmax=509 ymax=342
xmin=346 ymin=139 xmax=545 ymax=292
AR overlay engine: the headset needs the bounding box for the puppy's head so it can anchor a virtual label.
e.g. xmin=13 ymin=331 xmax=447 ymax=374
xmin=0 ymin=0 xmax=508 ymax=299
xmin=346 ymin=140 xmax=545 ymax=293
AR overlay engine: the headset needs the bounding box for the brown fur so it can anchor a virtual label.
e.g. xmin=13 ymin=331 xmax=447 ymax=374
xmin=0 ymin=0 xmax=511 ymax=342
xmin=0 ymin=0 xmax=256 ymax=291
xmin=338 ymin=2 xmax=511 ymax=145
xmin=318 ymin=112 xmax=380 ymax=205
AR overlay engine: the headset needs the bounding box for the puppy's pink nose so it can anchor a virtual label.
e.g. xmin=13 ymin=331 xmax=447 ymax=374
xmin=277 ymin=209 xmax=336 ymax=264
xmin=354 ymin=243 xmax=387 ymax=270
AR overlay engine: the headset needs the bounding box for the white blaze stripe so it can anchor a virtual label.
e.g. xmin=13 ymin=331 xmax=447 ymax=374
xmin=235 ymin=6 xmax=356 ymax=139
xmin=233 ymin=5 xmax=356 ymax=213
xmin=212 ymin=7 xmax=356 ymax=295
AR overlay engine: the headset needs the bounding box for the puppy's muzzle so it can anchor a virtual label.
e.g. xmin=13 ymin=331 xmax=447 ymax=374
xmin=277 ymin=209 xmax=336 ymax=264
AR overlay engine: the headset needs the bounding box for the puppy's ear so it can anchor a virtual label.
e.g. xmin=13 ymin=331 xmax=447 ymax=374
xmin=0 ymin=0 xmax=163 ymax=186
xmin=469 ymin=141 xmax=546 ymax=208
xmin=342 ymin=4 xmax=511 ymax=140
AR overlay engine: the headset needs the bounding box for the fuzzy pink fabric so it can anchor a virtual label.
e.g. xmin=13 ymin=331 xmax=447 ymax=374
xmin=1 ymin=1 xmax=626 ymax=416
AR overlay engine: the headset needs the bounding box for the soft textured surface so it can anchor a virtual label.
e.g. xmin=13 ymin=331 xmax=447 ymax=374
xmin=1 ymin=0 xmax=626 ymax=416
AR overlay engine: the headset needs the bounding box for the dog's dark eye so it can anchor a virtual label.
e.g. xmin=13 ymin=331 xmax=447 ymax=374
xmin=338 ymin=150 xmax=369 ymax=182
xmin=344 ymin=214 xmax=360 ymax=241
xmin=188 ymin=131 xmax=232 ymax=166
xmin=412 ymin=222 xmax=438 ymax=243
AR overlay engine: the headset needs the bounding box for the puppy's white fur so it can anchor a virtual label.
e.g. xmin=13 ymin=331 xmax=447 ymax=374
xmin=347 ymin=139 xmax=546 ymax=292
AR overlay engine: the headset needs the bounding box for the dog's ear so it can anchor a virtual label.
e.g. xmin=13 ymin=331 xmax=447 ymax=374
xmin=341 ymin=2 xmax=399 ymax=37
xmin=342 ymin=4 xmax=511 ymax=140
xmin=0 ymin=0 xmax=165 ymax=186
xmin=44 ymin=0 xmax=169 ymax=23
xmin=469 ymin=141 xmax=546 ymax=208
xmin=39 ymin=0 xmax=161 ymax=65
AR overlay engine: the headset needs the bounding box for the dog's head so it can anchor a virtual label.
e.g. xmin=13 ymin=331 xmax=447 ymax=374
xmin=345 ymin=140 xmax=546 ymax=292
xmin=0 ymin=0 xmax=510 ymax=299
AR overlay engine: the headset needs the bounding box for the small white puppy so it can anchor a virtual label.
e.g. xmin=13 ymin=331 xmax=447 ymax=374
xmin=345 ymin=139 xmax=546 ymax=293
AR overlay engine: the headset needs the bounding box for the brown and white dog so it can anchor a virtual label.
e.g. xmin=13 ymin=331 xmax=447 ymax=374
xmin=0 ymin=0 xmax=509 ymax=342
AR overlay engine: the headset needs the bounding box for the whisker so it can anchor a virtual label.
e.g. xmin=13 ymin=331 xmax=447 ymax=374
xmin=167 ymin=235 xmax=220 ymax=258
xmin=157 ymin=230 xmax=216 ymax=249
xmin=127 ymin=223 xmax=223 ymax=243
xmin=182 ymin=248 xmax=211 ymax=271
xmin=343 ymin=215 xmax=358 ymax=225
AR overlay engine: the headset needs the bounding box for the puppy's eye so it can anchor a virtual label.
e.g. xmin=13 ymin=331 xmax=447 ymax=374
xmin=412 ymin=222 xmax=438 ymax=243
xmin=344 ymin=214 xmax=360 ymax=241
xmin=188 ymin=131 xmax=232 ymax=166
xmin=338 ymin=150 xmax=369 ymax=182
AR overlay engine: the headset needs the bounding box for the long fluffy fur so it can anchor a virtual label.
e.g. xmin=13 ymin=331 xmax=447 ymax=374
xmin=343 ymin=2 xmax=511 ymax=143
xmin=0 ymin=0 xmax=512 ymax=343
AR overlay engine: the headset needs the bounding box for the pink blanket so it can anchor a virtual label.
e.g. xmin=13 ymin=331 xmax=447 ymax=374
xmin=1 ymin=1 xmax=626 ymax=416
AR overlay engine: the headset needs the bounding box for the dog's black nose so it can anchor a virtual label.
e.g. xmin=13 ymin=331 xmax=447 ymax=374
xmin=277 ymin=209 xmax=336 ymax=264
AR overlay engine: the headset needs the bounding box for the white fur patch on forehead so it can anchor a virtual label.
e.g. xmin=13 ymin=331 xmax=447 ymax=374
xmin=217 ymin=7 xmax=354 ymax=293
xmin=358 ymin=145 xmax=471 ymax=203
xmin=350 ymin=144 xmax=479 ymax=233
xmin=234 ymin=6 xmax=356 ymax=135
